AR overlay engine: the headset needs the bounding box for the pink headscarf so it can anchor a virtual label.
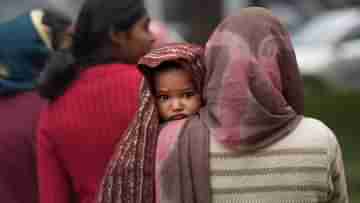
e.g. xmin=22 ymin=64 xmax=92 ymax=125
xmin=150 ymin=20 xmax=184 ymax=48
xmin=203 ymin=7 xmax=304 ymax=149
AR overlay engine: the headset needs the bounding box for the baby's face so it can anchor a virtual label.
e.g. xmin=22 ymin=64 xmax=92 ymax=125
xmin=154 ymin=68 xmax=202 ymax=122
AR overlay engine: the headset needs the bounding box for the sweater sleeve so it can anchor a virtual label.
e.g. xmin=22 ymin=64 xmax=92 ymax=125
xmin=328 ymin=143 xmax=349 ymax=203
xmin=326 ymin=128 xmax=349 ymax=203
xmin=37 ymin=122 xmax=74 ymax=203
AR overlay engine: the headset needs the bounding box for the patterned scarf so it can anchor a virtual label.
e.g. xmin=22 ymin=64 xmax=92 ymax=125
xmin=96 ymin=43 xmax=205 ymax=203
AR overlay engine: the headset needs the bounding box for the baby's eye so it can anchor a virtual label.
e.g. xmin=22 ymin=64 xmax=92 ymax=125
xmin=157 ymin=95 xmax=169 ymax=101
xmin=183 ymin=92 xmax=196 ymax=98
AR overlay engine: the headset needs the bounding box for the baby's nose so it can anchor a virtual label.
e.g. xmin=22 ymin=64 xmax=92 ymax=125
xmin=171 ymin=99 xmax=184 ymax=111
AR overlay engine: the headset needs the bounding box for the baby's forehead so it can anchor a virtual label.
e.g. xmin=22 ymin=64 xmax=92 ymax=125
xmin=147 ymin=62 xmax=202 ymax=93
xmin=154 ymin=72 xmax=195 ymax=89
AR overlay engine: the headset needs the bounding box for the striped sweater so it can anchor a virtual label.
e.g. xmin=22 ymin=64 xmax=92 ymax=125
xmin=210 ymin=117 xmax=348 ymax=203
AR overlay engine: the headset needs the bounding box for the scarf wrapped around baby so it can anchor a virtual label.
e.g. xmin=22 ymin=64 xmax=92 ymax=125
xmin=96 ymin=43 xmax=205 ymax=203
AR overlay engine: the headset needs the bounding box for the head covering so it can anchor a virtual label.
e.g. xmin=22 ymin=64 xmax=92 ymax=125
xmin=138 ymin=43 xmax=205 ymax=93
xmin=203 ymin=6 xmax=304 ymax=148
xmin=96 ymin=43 xmax=205 ymax=203
xmin=157 ymin=7 xmax=305 ymax=203
xmin=0 ymin=10 xmax=52 ymax=95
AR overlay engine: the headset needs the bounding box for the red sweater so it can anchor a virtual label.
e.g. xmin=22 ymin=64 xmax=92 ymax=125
xmin=37 ymin=64 xmax=142 ymax=203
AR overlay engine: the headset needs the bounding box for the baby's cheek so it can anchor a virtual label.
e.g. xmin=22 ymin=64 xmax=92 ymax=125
xmin=157 ymin=103 xmax=168 ymax=118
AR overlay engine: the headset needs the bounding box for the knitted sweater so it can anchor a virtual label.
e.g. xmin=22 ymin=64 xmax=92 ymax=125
xmin=210 ymin=117 xmax=348 ymax=203
xmin=37 ymin=64 xmax=142 ymax=203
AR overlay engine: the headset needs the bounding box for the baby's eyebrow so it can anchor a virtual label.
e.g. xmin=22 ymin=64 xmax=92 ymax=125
xmin=157 ymin=88 xmax=196 ymax=93
xmin=183 ymin=89 xmax=197 ymax=93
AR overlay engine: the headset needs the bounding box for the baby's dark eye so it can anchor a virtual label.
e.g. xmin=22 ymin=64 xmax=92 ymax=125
xmin=157 ymin=95 xmax=169 ymax=101
xmin=183 ymin=92 xmax=195 ymax=98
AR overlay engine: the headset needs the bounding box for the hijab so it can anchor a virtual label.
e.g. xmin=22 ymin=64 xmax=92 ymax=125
xmin=202 ymin=7 xmax=304 ymax=149
xmin=0 ymin=10 xmax=51 ymax=95
xmin=0 ymin=10 xmax=52 ymax=95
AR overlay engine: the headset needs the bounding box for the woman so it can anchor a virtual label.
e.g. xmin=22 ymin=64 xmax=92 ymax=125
xmin=156 ymin=7 xmax=348 ymax=203
xmin=36 ymin=0 xmax=154 ymax=202
xmin=0 ymin=9 xmax=71 ymax=203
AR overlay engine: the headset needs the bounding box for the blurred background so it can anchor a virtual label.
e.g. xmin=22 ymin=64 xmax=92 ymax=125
xmin=1 ymin=0 xmax=359 ymax=201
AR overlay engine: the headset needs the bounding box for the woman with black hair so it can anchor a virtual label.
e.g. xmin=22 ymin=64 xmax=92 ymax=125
xmin=36 ymin=0 xmax=155 ymax=202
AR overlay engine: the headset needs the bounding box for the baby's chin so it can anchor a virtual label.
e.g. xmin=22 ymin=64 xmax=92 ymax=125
xmin=162 ymin=116 xmax=187 ymax=123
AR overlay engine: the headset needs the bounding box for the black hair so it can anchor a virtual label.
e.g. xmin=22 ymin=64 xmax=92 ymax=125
xmin=37 ymin=50 xmax=76 ymax=100
xmin=37 ymin=0 xmax=147 ymax=101
xmin=42 ymin=9 xmax=72 ymax=50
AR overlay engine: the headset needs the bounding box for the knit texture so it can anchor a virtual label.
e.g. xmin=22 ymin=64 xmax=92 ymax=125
xmin=210 ymin=117 xmax=348 ymax=203
xmin=37 ymin=64 xmax=142 ymax=203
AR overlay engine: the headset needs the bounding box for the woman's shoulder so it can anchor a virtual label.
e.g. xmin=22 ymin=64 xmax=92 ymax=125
xmin=80 ymin=63 xmax=141 ymax=80
xmin=42 ymin=63 xmax=142 ymax=115
xmin=279 ymin=117 xmax=340 ymax=155
xmin=66 ymin=63 xmax=142 ymax=94
xmin=294 ymin=117 xmax=337 ymax=140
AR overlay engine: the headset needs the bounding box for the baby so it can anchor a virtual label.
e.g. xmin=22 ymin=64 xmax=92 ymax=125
xmin=139 ymin=43 xmax=205 ymax=122
xmin=97 ymin=43 xmax=206 ymax=203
